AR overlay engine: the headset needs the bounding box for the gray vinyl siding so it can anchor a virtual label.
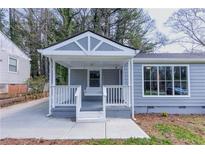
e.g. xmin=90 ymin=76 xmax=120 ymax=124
xmin=90 ymin=37 xmax=100 ymax=50
xmin=134 ymin=64 xmax=205 ymax=106
xmin=95 ymin=42 xmax=122 ymax=51
xmin=56 ymin=42 xmax=82 ymax=51
xmin=123 ymin=64 xmax=128 ymax=85
xmin=77 ymin=37 xmax=88 ymax=50
xmin=70 ymin=69 xmax=87 ymax=100
xmin=70 ymin=69 xmax=120 ymax=101
xmin=102 ymin=69 xmax=119 ymax=85
xmin=70 ymin=69 xmax=120 ymax=87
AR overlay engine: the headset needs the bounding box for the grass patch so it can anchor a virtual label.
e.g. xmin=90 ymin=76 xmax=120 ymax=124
xmin=155 ymin=123 xmax=205 ymax=144
xmin=123 ymin=137 xmax=172 ymax=145
xmin=88 ymin=137 xmax=172 ymax=145
xmin=88 ymin=139 xmax=120 ymax=145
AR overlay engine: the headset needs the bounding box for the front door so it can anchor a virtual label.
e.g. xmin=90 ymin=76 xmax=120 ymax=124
xmin=88 ymin=70 xmax=101 ymax=87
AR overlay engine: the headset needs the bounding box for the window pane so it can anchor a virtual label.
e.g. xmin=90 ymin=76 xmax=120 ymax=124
xmin=166 ymin=67 xmax=172 ymax=80
xmin=181 ymin=81 xmax=188 ymax=95
xmin=144 ymin=81 xmax=150 ymax=95
xmin=159 ymin=67 xmax=165 ymax=80
xmin=9 ymin=65 xmax=17 ymax=72
xmin=90 ymin=71 xmax=100 ymax=78
xmin=181 ymin=66 xmax=187 ymax=80
xmin=151 ymin=67 xmax=157 ymax=80
xmin=89 ymin=71 xmax=100 ymax=87
xmin=144 ymin=67 xmax=150 ymax=80
xmin=174 ymin=67 xmax=180 ymax=80
xmin=159 ymin=81 xmax=166 ymax=95
xmin=9 ymin=58 xmax=17 ymax=66
xmin=151 ymin=81 xmax=158 ymax=95
xmin=166 ymin=82 xmax=173 ymax=95
xmin=174 ymin=81 xmax=181 ymax=95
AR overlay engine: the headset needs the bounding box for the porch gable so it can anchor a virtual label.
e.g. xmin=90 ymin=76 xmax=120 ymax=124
xmin=38 ymin=30 xmax=137 ymax=56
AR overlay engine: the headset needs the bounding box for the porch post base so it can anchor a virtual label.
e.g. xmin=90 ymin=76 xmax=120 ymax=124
xmin=46 ymin=113 xmax=52 ymax=117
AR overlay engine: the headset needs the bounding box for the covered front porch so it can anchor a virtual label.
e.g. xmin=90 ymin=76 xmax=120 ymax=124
xmin=49 ymin=57 xmax=133 ymax=122
xmin=38 ymin=30 xmax=136 ymax=122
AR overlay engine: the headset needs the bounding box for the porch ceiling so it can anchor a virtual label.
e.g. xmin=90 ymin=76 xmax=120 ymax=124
xmin=51 ymin=55 xmax=129 ymax=68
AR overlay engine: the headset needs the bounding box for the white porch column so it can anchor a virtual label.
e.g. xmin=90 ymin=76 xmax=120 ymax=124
xmin=48 ymin=58 xmax=52 ymax=115
xmin=131 ymin=58 xmax=135 ymax=119
xmin=119 ymin=69 xmax=122 ymax=85
xmin=128 ymin=59 xmax=135 ymax=119
xmin=128 ymin=60 xmax=131 ymax=107
xmin=68 ymin=68 xmax=70 ymax=85
xmin=52 ymin=59 xmax=56 ymax=108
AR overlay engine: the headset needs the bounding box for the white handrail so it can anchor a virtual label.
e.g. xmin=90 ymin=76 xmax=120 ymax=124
xmin=75 ymin=85 xmax=82 ymax=121
xmin=102 ymin=86 xmax=107 ymax=119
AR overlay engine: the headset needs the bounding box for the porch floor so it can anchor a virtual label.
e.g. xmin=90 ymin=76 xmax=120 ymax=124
xmin=0 ymin=99 xmax=149 ymax=139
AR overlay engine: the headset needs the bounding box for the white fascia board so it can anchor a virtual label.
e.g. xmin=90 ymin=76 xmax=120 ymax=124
xmin=133 ymin=58 xmax=205 ymax=64
xmin=50 ymin=55 xmax=132 ymax=62
xmin=38 ymin=49 xmax=136 ymax=57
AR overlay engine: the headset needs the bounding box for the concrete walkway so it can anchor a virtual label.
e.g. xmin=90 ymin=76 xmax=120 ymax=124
xmin=0 ymin=99 xmax=149 ymax=139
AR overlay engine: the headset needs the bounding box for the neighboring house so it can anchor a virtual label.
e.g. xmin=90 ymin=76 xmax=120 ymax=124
xmin=0 ymin=31 xmax=30 ymax=95
xmin=38 ymin=30 xmax=205 ymax=122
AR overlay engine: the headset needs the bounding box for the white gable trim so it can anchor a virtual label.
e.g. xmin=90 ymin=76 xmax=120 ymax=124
xmin=92 ymin=41 xmax=103 ymax=52
xmin=38 ymin=31 xmax=137 ymax=57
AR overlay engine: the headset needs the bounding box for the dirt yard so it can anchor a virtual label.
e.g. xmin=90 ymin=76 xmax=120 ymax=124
xmin=135 ymin=114 xmax=205 ymax=144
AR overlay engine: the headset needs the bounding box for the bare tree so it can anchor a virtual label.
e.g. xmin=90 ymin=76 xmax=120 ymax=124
xmin=166 ymin=9 xmax=205 ymax=52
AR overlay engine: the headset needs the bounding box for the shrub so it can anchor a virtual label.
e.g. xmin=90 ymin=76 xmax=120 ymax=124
xmin=26 ymin=76 xmax=47 ymax=94
xmin=161 ymin=112 xmax=168 ymax=117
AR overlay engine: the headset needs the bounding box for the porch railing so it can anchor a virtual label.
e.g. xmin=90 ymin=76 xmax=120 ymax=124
xmin=75 ymin=85 xmax=82 ymax=120
xmin=51 ymin=85 xmax=78 ymax=107
xmin=104 ymin=85 xmax=130 ymax=107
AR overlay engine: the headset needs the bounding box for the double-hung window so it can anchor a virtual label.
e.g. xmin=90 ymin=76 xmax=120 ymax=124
xmin=9 ymin=57 xmax=17 ymax=73
xmin=143 ymin=65 xmax=189 ymax=96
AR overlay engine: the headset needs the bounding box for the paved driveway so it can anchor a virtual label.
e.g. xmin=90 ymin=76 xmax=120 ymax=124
xmin=0 ymin=98 xmax=149 ymax=139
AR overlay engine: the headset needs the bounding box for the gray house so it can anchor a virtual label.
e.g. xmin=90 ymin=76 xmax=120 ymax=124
xmin=38 ymin=30 xmax=205 ymax=122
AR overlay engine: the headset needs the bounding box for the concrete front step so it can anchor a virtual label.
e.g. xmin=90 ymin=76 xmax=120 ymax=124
xmin=51 ymin=106 xmax=76 ymax=118
xmin=80 ymin=106 xmax=103 ymax=111
xmin=77 ymin=111 xmax=105 ymax=122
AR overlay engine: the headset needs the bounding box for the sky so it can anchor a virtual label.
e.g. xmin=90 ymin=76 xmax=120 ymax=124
xmin=145 ymin=8 xmax=186 ymax=53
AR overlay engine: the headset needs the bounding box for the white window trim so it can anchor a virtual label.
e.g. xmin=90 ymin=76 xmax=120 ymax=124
xmin=142 ymin=64 xmax=190 ymax=98
xmin=87 ymin=68 xmax=102 ymax=88
xmin=8 ymin=56 xmax=18 ymax=73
